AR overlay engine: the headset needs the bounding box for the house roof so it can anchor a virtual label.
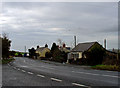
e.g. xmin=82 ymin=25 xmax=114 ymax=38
xmin=72 ymin=42 xmax=97 ymax=52
xmin=36 ymin=47 xmax=49 ymax=52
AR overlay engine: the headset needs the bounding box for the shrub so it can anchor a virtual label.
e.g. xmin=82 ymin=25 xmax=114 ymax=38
xmin=92 ymin=65 xmax=119 ymax=71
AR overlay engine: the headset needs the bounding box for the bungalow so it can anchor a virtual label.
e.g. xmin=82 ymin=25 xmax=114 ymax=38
xmin=59 ymin=43 xmax=71 ymax=53
xmin=67 ymin=42 xmax=103 ymax=62
xmin=36 ymin=46 xmax=50 ymax=59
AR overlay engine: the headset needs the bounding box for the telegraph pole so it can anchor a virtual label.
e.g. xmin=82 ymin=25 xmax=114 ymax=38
xmin=104 ymin=39 xmax=106 ymax=49
xmin=74 ymin=36 xmax=77 ymax=47
xmin=25 ymin=46 xmax=26 ymax=53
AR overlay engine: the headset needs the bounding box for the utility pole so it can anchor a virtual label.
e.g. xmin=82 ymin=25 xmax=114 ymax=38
xmin=25 ymin=46 xmax=26 ymax=53
xmin=74 ymin=36 xmax=77 ymax=47
xmin=104 ymin=39 xmax=106 ymax=49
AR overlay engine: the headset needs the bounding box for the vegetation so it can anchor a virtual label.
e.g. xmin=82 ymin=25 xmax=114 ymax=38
xmin=1 ymin=58 xmax=15 ymax=64
xmin=50 ymin=43 xmax=67 ymax=63
xmin=2 ymin=33 xmax=11 ymax=59
xmin=84 ymin=43 xmax=106 ymax=65
xmin=28 ymin=47 xmax=36 ymax=59
xmin=91 ymin=65 xmax=119 ymax=71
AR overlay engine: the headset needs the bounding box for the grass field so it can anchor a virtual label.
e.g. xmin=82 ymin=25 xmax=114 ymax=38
xmin=91 ymin=64 xmax=119 ymax=71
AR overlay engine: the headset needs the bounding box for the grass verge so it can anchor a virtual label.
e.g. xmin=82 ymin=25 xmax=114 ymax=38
xmin=0 ymin=58 xmax=15 ymax=64
xmin=91 ymin=65 xmax=119 ymax=71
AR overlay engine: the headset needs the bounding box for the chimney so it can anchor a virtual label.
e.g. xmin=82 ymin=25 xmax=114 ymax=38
xmin=37 ymin=45 xmax=39 ymax=49
xmin=63 ymin=43 xmax=66 ymax=48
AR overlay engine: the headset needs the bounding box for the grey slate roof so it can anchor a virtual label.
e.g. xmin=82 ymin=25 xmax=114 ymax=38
xmin=72 ymin=42 xmax=97 ymax=52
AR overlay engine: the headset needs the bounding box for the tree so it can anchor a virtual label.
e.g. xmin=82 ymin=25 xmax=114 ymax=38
xmin=45 ymin=52 xmax=52 ymax=58
xmin=9 ymin=51 xmax=16 ymax=57
xmin=45 ymin=44 xmax=48 ymax=47
xmin=51 ymin=43 xmax=57 ymax=53
xmin=85 ymin=43 xmax=106 ymax=65
xmin=28 ymin=47 xmax=36 ymax=59
xmin=52 ymin=48 xmax=63 ymax=62
xmin=2 ymin=33 xmax=11 ymax=59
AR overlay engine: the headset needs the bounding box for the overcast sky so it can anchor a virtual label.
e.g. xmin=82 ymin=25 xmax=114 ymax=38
xmin=1 ymin=2 xmax=118 ymax=52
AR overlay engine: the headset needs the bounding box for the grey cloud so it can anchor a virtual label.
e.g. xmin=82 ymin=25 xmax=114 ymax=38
xmin=2 ymin=2 xmax=118 ymax=51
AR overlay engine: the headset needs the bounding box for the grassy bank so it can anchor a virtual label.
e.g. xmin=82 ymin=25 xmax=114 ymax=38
xmin=91 ymin=65 xmax=119 ymax=71
xmin=0 ymin=58 xmax=15 ymax=64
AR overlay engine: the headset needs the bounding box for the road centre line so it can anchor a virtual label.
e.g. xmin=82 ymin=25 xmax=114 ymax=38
xmin=50 ymin=78 xmax=62 ymax=82
xmin=17 ymin=68 xmax=20 ymax=71
xmin=28 ymin=72 xmax=33 ymax=75
xmin=37 ymin=74 xmax=45 ymax=78
xmin=21 ymin=70 xmax=26 ymax=72
xmin=41 ymin=66 xmax=55 ymax=69
xmin=13 ymin=67 xmax=16 ymax=69
xmin=72 ymin=83 xmax=89 ymax=88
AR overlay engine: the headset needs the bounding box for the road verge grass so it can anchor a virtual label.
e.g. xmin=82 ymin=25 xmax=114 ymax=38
xmin=0 ymin=58 xmax=15 ymax=64
xmin=91 ymin=65 xmax=119 ymax=71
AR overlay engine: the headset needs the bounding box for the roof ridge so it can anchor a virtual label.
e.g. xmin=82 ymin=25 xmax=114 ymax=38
xmin=78 ymin=41 xmax=97 ymax=44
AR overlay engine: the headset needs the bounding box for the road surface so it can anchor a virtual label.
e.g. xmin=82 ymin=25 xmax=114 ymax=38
xmin=2 ymin=57 xmax=120 ymax=88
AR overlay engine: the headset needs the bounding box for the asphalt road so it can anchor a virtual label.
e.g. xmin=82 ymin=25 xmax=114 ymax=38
xmin=2 ymin=57 xmax=120 ymax=88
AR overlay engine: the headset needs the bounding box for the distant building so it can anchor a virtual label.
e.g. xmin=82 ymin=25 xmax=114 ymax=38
xmin=36 ymin=47 xmax=50 ymax=59
xmin=59 ymin=43 xmax=71 ymax=53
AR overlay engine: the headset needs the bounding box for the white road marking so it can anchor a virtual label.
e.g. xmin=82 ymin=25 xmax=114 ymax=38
xmin=41 ymin=66 xmax=55 ymax=69
xmin=22 ymin=70 xmax=26 ymax=72
xmin=72 ymin=83 xmax=89 ymax=87
xmin=20 ymin=66 xmax=28 ymax=67
xmin=102 ymin=75 xmax=118 ymax=78
xmin=50 ymin=78 xmax=62 ymax=82
xmin=24 ymin=60 xmax=26 ymax=62
xmin=28 ymin=72 xmax=33 ymax=75
xmin=8 ymin=64 xmax=10 ymax=66
xmin=37 ymin=74 xmax=45 ymax=78
xmin=91 ymin=73 xmax=99 ymax=76
xmin=17 ymin=68 xmax=20 ymax=71
xmin=13 ymin=67 xmax=16 ymax=69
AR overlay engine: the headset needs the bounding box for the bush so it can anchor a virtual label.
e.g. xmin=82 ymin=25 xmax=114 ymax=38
xmin=85 ymin=43 xmax=106 ymax=65
xmin=45 ymin=52 xmax=52 ymax=58
xmin=1 ymin=58 xmax=15 ymax=64
xmin=92 ymin=65 xmax=119 ymax=71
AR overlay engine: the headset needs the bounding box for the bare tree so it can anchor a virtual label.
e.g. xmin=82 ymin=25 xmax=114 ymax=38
xmin=57 ymin=39 xmax=65 ymax=47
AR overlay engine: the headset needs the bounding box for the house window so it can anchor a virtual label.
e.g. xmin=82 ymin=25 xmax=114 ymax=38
xmin=72 ymin=53 xmax=79 ymax=59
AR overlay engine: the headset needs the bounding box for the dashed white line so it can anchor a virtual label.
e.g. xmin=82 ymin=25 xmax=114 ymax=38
xmin=50 ymin=78 xmax=62 ymax=82
xmin=22 ymin=70 xmax=26 ymax=72
xmin=28 ymin=72 xmax=33 ymax=75
xmin=13 ymin=67 xmax=16 ymax=69
xmin=37 ymin=74 xmax=45 ymax=78
xmin=72 ymin=83 xmax=89 ymax=87
xmin=17 ymin=68 xmax=20 ymax=71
